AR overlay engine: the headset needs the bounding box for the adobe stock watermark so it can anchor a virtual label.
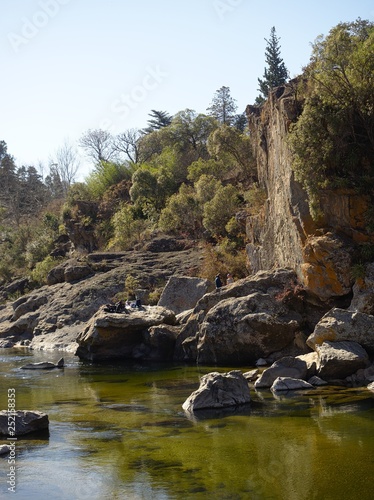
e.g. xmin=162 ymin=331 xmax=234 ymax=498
xmin=8 ymin=0 xmax=73 ymax=54
xmin=100 ymin=65 xmax=168 ymax=131
xmin=6 ymin=388 xmax=17 ymax=493
xmin=213 ymin=0 xmax=244 ymax=20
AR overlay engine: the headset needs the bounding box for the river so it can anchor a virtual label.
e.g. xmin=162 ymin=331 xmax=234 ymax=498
xmin=1 ymin=348 xmax=373 ymax=499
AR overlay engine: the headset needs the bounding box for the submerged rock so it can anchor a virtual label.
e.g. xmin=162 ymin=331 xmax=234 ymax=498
xmin=21 ymin=357 xmax=64 ymax=370
xmin=182 ymin=370 xmax=250 ymax=412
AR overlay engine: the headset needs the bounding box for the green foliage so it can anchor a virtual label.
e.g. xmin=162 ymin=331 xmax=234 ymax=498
xmin=244 ymin=183 xmax=267 ymax=215
xmin=288 ymin=19 xmax=374 ymax=219
xmin=203 ymin=184 xmax=240 ymax=238
xmin=29 ymin=256 xmax=62 ymax=286
xmin=125 ymin=274 xmax=139 ymax=299
xmin=143 ymin=110 xmax=172 ymax=133
xmin=85 ymin=161 xmax=133 ymax=200
xmin=194 ymin=175 xmax=222 ymax=205
xmin=108 ymin=203 xmax=150 ymax=250
xmin=187 ymin=158 xmax=228 ymax=183
xmin=207 ymin=125 xmax=255 ymax=181
xmin=130 ymin=167 xmax=166 ymax=213
xmin=158 ymin=184 xmax=201 ymax=236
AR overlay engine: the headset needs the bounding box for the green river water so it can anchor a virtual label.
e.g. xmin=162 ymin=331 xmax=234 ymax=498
xmin=0 ymin=348 xmax=373 ymax=500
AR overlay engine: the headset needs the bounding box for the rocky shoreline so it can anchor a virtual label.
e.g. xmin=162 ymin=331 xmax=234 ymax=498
xmin=1 ymin=249 xmax=374 ymax=393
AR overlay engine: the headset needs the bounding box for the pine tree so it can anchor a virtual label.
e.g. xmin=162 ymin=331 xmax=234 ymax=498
xmin=256 ymin=27 xmax=288 ymax=103
xmin=144 ymin=110 xmax=172 ymax=133
xmin=207 ymin=86 xmax=237 ymax=125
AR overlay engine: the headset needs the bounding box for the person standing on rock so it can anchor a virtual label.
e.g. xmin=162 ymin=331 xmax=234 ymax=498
xmin=215 ymin=274 xmax=223 ymax=290
xmin=226 ymin=273 xmax=234 ymax=285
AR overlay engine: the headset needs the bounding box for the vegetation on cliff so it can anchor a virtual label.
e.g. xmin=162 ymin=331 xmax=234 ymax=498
xmin=288 ymin=19 xmax=374 ymax=219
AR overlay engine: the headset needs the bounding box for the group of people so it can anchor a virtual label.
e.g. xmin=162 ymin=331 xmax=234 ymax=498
xmin=215 ymin=272 xmax=234 ymax=290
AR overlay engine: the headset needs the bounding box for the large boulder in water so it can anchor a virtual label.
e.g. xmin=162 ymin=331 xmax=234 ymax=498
xmin=196 ymin=292 xmax=301 ymax=365
xmin=307 ymin=308 xmax=374 ymax=355
xmin=315 ymin=340 xmax=369 ymax=380
xmin=182 ymin=370 xmax=250 ymax=412
xmin=75 ymin=305 xmax=177 ymax=362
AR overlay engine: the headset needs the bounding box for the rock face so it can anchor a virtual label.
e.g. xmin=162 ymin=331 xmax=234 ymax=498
xmin=245 ymin=84 xmax=373 ymax=300
xmin=75 ymin=306 xmax=177 ymax=362
xmin=182 ymin=371 xmax=250 ymax=412
xmin=157 ymin=276 xmax=212 ymax=315
xmin=0 ymin=410 xmax=49 ymax=436
xmin=175 ymin=268 xmax=326 ymax=365
xmin=0 ymin=246 xmax=203 ymax=352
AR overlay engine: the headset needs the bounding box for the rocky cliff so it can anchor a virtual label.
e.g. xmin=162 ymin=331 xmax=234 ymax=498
xmin=245 ymin=83 xmax=374 ymax=301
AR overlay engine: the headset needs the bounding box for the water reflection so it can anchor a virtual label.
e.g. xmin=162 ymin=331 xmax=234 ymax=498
xmin=0 ymin=348 xmax=373 ymax=500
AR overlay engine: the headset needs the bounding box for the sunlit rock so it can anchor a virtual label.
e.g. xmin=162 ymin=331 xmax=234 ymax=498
xmin=182 ymin=371 xmax=250 ymax=412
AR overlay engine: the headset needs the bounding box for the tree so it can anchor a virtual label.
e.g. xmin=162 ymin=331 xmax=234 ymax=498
xmin=257 ymin=27 xmax=288 ymax=103
xmin=79 ymin=129 xmax=116 ymax=164
xmin=207 ymin=86 xmax=237 ymax=125
xmin=288 ymin=19 xmax=374 ymax=218
xmin=207 ymin=125 xmax=256 ymax=181
xmin=113 ymin=128 xmax=142 ymax=164
xmin=49 ymin=139 xmax=80 ymax=194
xmin=143 ymin=110 xmax=172 ymax=133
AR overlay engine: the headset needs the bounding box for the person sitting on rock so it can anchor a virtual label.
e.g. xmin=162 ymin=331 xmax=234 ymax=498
xmin=226 ymin=273 xmax=234 ymax=285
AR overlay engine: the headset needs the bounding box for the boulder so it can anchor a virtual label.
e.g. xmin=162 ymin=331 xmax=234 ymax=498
xmin=75 ymin=305 xmax=177 ymax=362
xmin=315 ymin=341 xmax=370 ymax=380
xmin=367 ymin=381 xmax=374 ymax=391
xmin=157 ymin=276 xmax=212 ymax=315
xmin=307 ymin=308 xmax=374 ymax=354
xmin=21 ymin=357 xmax=64 ymax=370
xmin=0 ymin=246 xmax=204 ymax=351
xmin=197 ymin=293 xmax=301 ymax=365
xmin=175 ymin=268 xmax=326 ymax=365
xmin=254 ymin=355 xmax=314 ymax=389
xmin=0 ymin=410 xmax=49 ymax=436
xmin=271 ymin=377 xmax=314 ymax=392
xmin=182 ymin=371 xmax=250 ymax=412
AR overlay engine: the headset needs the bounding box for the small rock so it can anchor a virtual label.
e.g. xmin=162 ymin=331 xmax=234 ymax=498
xmin=308 ymin=375 xmax=328 ymax=386
xmin=0 ymin=444 xmax=11 ymax=455
xmin=256 ymin=358 xmax=267 ymax=367
xmin=271 ymin=377 xmax=314 ymax=392
xmin=243 ymin=369 xmax=259 ymax=381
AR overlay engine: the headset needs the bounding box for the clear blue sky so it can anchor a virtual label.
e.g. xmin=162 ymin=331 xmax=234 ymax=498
xmin=1 ymin=0 xmax=373 ymax=179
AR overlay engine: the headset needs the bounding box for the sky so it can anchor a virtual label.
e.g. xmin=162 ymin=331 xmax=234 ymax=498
xmin=1 ymin=0 xmax=373 ymax=180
